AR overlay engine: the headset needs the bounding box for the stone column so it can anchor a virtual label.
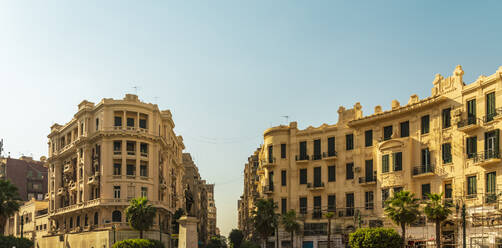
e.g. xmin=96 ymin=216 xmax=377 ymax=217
xmin=178 ymin=216 xmax=198 ymax=248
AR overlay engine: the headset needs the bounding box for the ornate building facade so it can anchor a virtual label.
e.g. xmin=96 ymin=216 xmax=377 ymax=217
xmin=238 ymin=148 xmax=260 ymax=240
xmin=241 ymin=66 xmax=502 ymax=247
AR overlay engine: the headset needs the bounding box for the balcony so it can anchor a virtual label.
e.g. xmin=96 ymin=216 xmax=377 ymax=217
xmin=63 ymin=164 xmax=72 ymax=174
xmin=57 ymin=187 xmax=65 ymax=196
xmin=113 ymin=150 xmax=121 ymax=156
xmin=307 ymin=182 xmax=325 ymax=190
xmin=485 ymin=194 xmax=498 ymax=204
xmin=140 ymin=152 xmax=148 ymax=157
xmin=263 ymin=185 xmax=274 ymax=194
xmin=69 ymin=181 xmax=77 ymax=191
xmin=472 ymin=151 xmax=501 ymax=167
xmin=457 ymin=116 xmax=481 ymax=132
xmin=295 ymin=155 xmax=309 ymax=163
xmin=311 ymin=154 xmax=322 ymax=161
xmin=261 ymin=157 xmax=276 ymax=169
xmin=312 ymin=207 xmax=322 ymax=219
xmin=126 ymin=150 xmax=136 ymax=156
xmin=322 ymin=151 xmax=337 ymax=160
xmin=484 ymin=108 xmax=502 ymax=123
xmin=412 ymin=164 xmax=435 ymax=177
xmin=358 ymin=175 xmax=377 ymax=185
xmin=87 ymin=175 xmax=99 ymax=185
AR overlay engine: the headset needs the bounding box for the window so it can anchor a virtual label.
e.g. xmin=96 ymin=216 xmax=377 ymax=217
xmin=112 ymin=210 xmax=122 ymax=222
xmin=442 ymin=108 xmax=451 ymax=128
xmin=444 ymin=184 xmax=452 ymax=199
xmin=346 ymin=163 xmax=354 ymax=180
xmin=94 ymin=212 xmax=98 ymax=225
xmin=365 ymin=130 xmax=373 ymax=147
xmin=422 ymin=183 xmax=431 ymax=200
xmin=113 ymin=163 xmax=121 ymax=175
xmin=327 ymin=137 xmax=336 ymax=156
xmin=328 ymin=165 xmax=335 ymax=182
xmin=95 ymin=118 xmax=99 ymax=131
xmin=346 ymin=134 xmax=354 ymax=150
xmin=139 ymin=118 xmax=147 ymax=129
xmin=127 ymin=118 xmax=134 ymax=127
xmin=113 ymin=141 xmax=121 ymax=154
xmin=393 ymin=187 xmax=403 ymax=194
xmin=313 ymin=196 xmax=322 ymax=219
xmin=314 ymin=167 xmax=322 ymax=187
xmin=126 ymin=141 xmax=135 ymax=155
xmin=393 ymin=152 xmax=402 ymax=171
xmin=382 ymin=189 xmax=389 ymax=208
xmin=299 ymin=197 xmax=307 ymax=214
xmin=467 ymin=99 xmax=476 ymax=123
xmin=346 ymin=193 xmax=354 ymax=216
xmin=400 ymin=121 xmax=409 ymax=137
xmin=382 ymin=155 xmax=389 ymax=173
xmin=383 ymin=125 xmax=393 ymax=140
xmin=486 ymin=92 xmax=496 ymax=122
xmin=114 ymin=116 xmax=122 ymax=127
xmin=442 ymin=143 xmax=452 ymax=163
xmin=421 ymin=148 xmax=431 ymax=165
xmin=281 ymin=198 xmax=287 ymax=214
xmin=421 ymin=115 xmax=430 ymax=134
xmin=299 ymin=169 xmax=307 ymax=185
xmin=313 ymin=139 xmax=321 ymax=160
xmin=140 ymin=164 xmax=148 ymax=177
xmin=328 ymin=195 xmax=336 ymax=212
xmin=268 ymin=145 xmax=273 ymax=162
xmin=365 ymin=191 xmax=374 ymax=210
xmin=114 ymin=186 xmax=121 ymax=199
xmin=127 ymin=164 xmax=135 ymax=176
xmin=466 ymin=136 xmax=477 ymax=158
xmin=268 ymin=172 xmax=274 ymax=189
xmin=69 ymin=217 xmax=73 ymax=228
xmin=281 ymin=144 xmax=286 ymax=158
xmin=299 ymin=141 xmax=307 ymax=159
xmin=140 ymin=143 xmax=148 ymax=156
xmin=467 ymin=176 xmax=477 ymax=196
xmin=485 ymin=130 xmax=500 ymax=158
xmin=486 ymin=172 xmax=496 ymax=199
xmin=141 ymin=187 xmax=148 ymax=198
xmin=127 ymin=186 xmax=135 ymax=200
xmin=281 ymin=170 xmax=286 ymax=186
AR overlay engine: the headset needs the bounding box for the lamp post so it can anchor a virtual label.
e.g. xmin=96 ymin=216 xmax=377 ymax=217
xmin=112 ymin=224 xmax=116 ymax=244
xmin=20 ymin=211 xmax=27 ymax=239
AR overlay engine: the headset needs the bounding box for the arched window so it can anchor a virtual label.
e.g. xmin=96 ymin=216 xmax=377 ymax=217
xmin=112 ymin=210 xmax=122 ymax=222
xmin=94 ymin=212 xmax=99 ymax=226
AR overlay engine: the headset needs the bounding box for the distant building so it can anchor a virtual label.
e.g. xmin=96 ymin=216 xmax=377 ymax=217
xmin=0 ymin=156 xmax=48 ymax=201
xmin=205 ymin=183 xmax=217 ymax=238
xmin=3 ymin=199 xmax=50 ymax=246
xmin=238 ymin=148 xmax=260 ymax=240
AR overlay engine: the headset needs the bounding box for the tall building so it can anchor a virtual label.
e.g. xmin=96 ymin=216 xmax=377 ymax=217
xmin=39 ymin=94 xmax=186 ymax=248
xmin=242 ymin=66 xmax=502 ymax=247
xmin=0 ymin=156 xmax=48 ymax=201
xmin=238 ymin=148 xmax=260 ymax=240
xmin=206 ymin=183 xmax=217 ymax=238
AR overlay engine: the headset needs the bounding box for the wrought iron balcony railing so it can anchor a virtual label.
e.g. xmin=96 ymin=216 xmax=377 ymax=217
xmin=472 ymin=150 xmax=500 ymax=164
xmin=412 ymin=164 xmax=435 ymax=175
xmin=457 ymin=116 xmax=479 ymax=128
xmin=295 ymin=154 xmax=309 ymax=161
xmin=358 ymin=175 xmax=377 ymax=184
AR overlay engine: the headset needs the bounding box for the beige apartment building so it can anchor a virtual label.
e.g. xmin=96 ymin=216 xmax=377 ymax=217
xmin=206 ymin=183 xmax=218 ymax=238
xmin=240 ymin=65 xmax=502 ymax=248
xmin=38 ymin=94 xmax=186 ymax=248
xmin=4 ymin=199 xmax=49 ymax=246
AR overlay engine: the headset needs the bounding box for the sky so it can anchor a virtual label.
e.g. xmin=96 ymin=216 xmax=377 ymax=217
xmin=0 ymin=1 xmax=501 ymax=237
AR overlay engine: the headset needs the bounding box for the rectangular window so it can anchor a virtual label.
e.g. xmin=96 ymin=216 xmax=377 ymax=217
xmin=400 ymin=121 xmax=409 ymax=137
xmin=127 ymin=118 xmax=134 ymax=127
xmin=486 ymin=172 xmax=496 ymax=200
xmin=140 ymin=164 xmax=148 ymax=177
xmin=127 ymin=164 xmax=135 ymax=176
xmin=314 ymin=167 xmax=322 ymax=187
xmin=365 ymin=191 xmax=374 ymax=210
xmin=114 ymin=116 xmax=122 ymax=127
xmin=268 ymin=172 xmax=274 ymax=189
xmin=442 ymin=108 xmax=451 ymax=128
xmin=328 ymin=195 xmax=336 ymax=212
xmin=422 ymin=183 xmax=431 ymax=200
xmin=113 ymin=141 xmax=121 ymax=154
xmin=346 ymin=163 xmax=354 ymax=180
xmin=393 ymin=187 xmax=403 ymax=194
xmin=299 ymin=169 xmax=307 ymax=185
xmin=299 ymin=141 xmax=307 ymax=159
xmin=467 ymin=176 xmax=477 ymax=196
xmin=328 ymin=165 xmax=335 ymax=182
xmin=365 ymin=130 xmax=373 ymax=147
xmin=421 ymin=115 xmax=430 ymax=134
xmin=113 ymin=163 xmax=121 ymax=175
xmin=95 ymin=118 xmax=99 ymax=131
xmin=313 ymin=196 xmax=322 ymax=219
xmin=281 ymin=144 xmax=286 ymax=159
xmin=114 ymin=186 xmax=120 ymax=199
xmin=281 ymin=170 xmax=287 ymax=186
xmin=268 ymin=145 xmax=273 ymax=162
xmin=466 ymin=136 xmax=477 ymax=158
xmin=127 ymin=186 xmax=135 ymax=200
xmin=444 ymin=183 xmax=452 ymax=199
xmin=382 ymin=154 xmax=390 ymax=173
xmin=299 ymin=197 xmax=307 ymax=214
xmin=140 ymin=143 xmax=148 ymax=156
xmin=139 ymin=118 xmax=147 ymax=129
xmin=392 ymin=152 xmax=401 ymax=171
xmin=485 ymin=130 xmax=500 ymax=159
xmin=442 ymin=143 xmax=452 ymax=164
xmin=382 ymin=188 xmax=389 ymax=208
xmin=313 ymin=139 xmax=321 ymax=160
xmin=327 ymin=137 xmax=336 ymax=156
xmin=486 ymin=92 xmax=496 ymax=122
xmin=141 ymin=187 xmax=148 ymax=198
xmin=346 ymin=193 xmax=354 ymax=216
xmin=346 ymin=134 xmax=354 ymax=150
xmin=421 ymin=148 xmax=431 ymax=165
xmin=467 ymin=99 xmax=476 ymax=122
xmin=281 ymin=198 xmax=287 ymax=214
xmin=365 ymin=160 xmax=373 ymax=181
xmin=383 ymin=126 xmax=393 ymax=140
xmin=126 ymin=141 xmax=136 ymax=155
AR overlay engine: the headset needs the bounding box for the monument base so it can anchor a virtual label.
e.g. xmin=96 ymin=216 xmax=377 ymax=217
xmin=178 ymin=215 xmax=198 ymax=248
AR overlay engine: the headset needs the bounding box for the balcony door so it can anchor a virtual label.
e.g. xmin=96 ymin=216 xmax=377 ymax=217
xmin=485 ymin=130 xmax=499 ymax=158
xmin=314 ymin=167 xmax=321 ymax=187
xmin=365 ymin=160 xmax=373 ymax=181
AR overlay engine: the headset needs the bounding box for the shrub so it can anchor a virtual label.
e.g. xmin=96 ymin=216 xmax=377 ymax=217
xmin=240 ymin=241 xmax=260 ymax=248
xmin=112 ymin=239 xmax=164 ymax=248
xmin=349 ymin=228 xmax=402 ymax=248
xmin=0 ymin=235 xmax=34 ymax=248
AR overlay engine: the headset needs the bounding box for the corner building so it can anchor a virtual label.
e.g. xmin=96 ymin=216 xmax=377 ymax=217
xmin=254 ymin=66 xmax=502 ymax=247
xmin=40 ymin=94 xmax=185 ymax=248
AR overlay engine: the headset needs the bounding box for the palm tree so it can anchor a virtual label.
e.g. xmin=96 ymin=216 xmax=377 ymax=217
xmin=424 ymin=193 xmax=452 ymax=248
xmin=0 ymin=180 xmax=22 ymax=234
xmin=125 ymin=197 xmax=157 ymax=239
xmin=384 ymin=190 xmax=420 ymax=246
xmin=281 ymin=210 xmax=300 ymax=248
xmin=251 ymin=199 xmax=277 ymax=248
xmin=324 ymin=212 xmax=335 ymax=248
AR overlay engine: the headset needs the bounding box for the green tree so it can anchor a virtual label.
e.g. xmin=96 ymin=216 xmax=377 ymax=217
xmin=349 ymin=228 xmax=402 ymax=248
xmin=251 ymin=199 xmax=278 ymax=248
xmin=324 ymin=212 xmax=335 ymax=248
xmin=125 ymin=197 xmax=157 ymax=239
xmin=207 ymin=235 xmax=227 ymax=248
xmin=281 ymin=210 xmax=300 ymax=248
xmin=384 ymin=190 xmax=420 ymax=246
xmin=424 ymin=193 xmax=452 ymax=248
xmin=228 ymin=229 xmax=244 ymax=248
xmin=0 ymin=180 xmax=22 ymax=234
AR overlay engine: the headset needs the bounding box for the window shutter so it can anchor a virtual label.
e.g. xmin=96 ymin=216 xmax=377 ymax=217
xmin=495 ymin=129 xmax=500 ymax=156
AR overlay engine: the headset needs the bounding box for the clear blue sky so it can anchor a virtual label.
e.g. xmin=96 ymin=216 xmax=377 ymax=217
xmin=1 ymin=1 xmax=501 ymax=237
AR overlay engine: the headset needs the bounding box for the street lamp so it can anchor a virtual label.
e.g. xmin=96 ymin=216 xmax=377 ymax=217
xmin=20 ymin=211 xmax=27 ymax=239
xmin=112 ymin=224 xmax=116 ymax=244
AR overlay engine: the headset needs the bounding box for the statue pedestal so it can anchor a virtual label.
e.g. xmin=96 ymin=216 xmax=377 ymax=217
xmin=178 ymin=216 xmax=198 ymax=248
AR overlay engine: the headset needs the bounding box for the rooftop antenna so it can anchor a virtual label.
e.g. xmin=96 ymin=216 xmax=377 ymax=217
xmin=132 ymin=86 xmax=140 ymax=95
xmin=281 ymin=115 xmax=289 ymax=124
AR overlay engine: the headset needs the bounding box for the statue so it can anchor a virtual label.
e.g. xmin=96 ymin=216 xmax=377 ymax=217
xmin=184 ymin=185 xmax=194 ymax=216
